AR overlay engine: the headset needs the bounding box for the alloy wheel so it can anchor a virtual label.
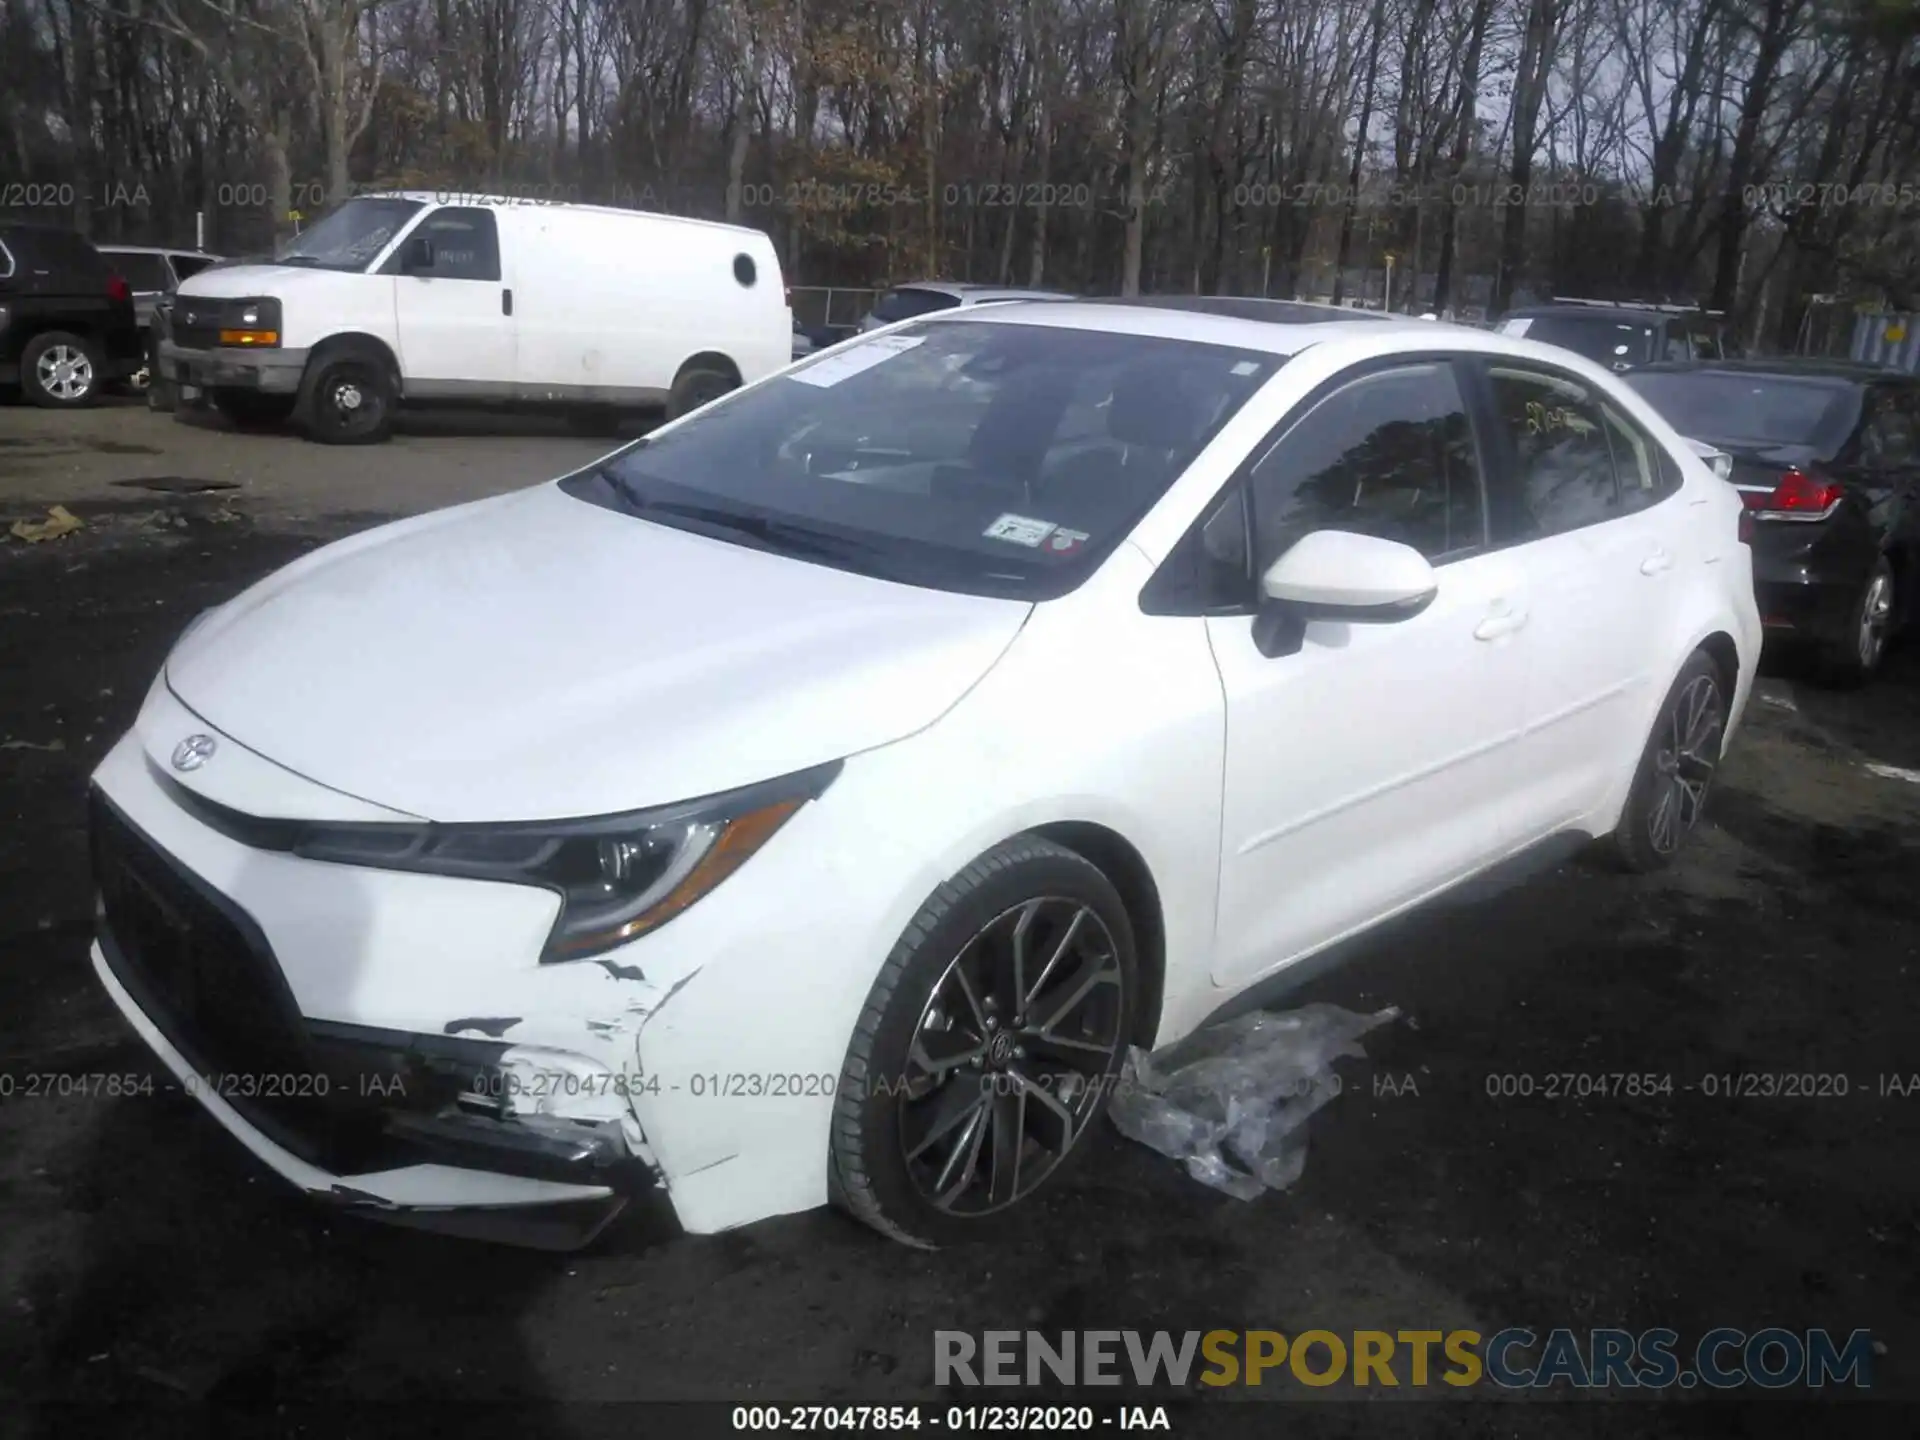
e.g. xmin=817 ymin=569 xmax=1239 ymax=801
xmin=1647 ymin=673 xmax=1724 ymax=855
xmin=898 ymin=897 xmax=1126 ymax=1215
xmin=36 ymin=345 xmax=93 ymax=401
xmin=1858 ymin=571 xmax=1894 ymax=671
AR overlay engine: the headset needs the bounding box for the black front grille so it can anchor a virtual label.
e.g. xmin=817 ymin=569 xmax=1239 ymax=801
xmin=91 ymin=790 xmax=354 ymax=1166
xmin=170 ymin=321 xmax=223 ymax=351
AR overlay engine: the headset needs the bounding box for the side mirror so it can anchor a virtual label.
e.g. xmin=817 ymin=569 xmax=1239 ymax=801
xmin=402 ymin=234 xmax=435 ymax=273
xmin=1252 ymin=530 xmax=1438 ymax=658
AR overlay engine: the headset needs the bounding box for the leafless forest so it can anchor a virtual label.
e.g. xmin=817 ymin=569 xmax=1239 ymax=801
xmin=2 ymin=0 xmax=1918 ymax=342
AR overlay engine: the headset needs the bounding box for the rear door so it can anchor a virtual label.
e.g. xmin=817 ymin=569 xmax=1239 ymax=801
xmin=1471 ymin=358 xmax=1686 ymax=836
xmin=382 ymin=206 xmax=515 ymax=393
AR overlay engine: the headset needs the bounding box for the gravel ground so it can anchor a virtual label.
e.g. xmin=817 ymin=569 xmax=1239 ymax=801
xmin=3 ymin=400 xmax=1920 ymax=1434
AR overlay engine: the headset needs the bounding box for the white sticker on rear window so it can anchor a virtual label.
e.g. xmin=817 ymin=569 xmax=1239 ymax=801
xmin=788 ymin=334 xmax=925 ymax=388
xmin=984 ymin=513 xmax=1058 ymax=547
xmin=1502 ymin=318 xmax=1533 ymax=336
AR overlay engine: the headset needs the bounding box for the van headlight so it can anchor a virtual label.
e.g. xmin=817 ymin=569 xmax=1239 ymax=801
xmin=219 ymin=296 xmax=281 ymax=347
xmin=287 ymin=761 xmax=840 ymax=962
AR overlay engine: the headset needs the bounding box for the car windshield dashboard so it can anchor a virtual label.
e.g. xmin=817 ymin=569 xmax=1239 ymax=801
xmin=564 ymin=320 xmax=1284 ymax=600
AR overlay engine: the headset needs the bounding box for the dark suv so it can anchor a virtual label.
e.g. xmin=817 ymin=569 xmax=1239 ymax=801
xmin=0 ymin=222 xmax=143 ymax=407
xmin=1494 ymin=301 xmax=1732 ymax=373
xmin=1626 ymin=358 xmax=1920 ymax=684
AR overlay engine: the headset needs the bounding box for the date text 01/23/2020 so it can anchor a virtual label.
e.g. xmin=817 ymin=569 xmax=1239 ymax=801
xmin=729 ymin=1404 xmax=1175 ymax=1432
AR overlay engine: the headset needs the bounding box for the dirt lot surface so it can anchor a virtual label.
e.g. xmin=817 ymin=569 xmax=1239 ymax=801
xmin=4 ymin=399 xmax=1920 ymax=1435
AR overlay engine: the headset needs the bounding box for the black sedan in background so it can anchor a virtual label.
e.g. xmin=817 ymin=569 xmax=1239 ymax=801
xmin=1627 ymin=359 xmax=1920 ymax=684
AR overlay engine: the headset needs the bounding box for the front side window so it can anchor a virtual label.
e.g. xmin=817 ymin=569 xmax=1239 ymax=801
xmin=279 ymin=197 xmax=426 ymax=272
xmin=384 ymin=207 xmax=501 ymax=281
xmin=1246 ymin=362 xmax=1487 ymax=569
xmin=1483 ymin=366 xmax=1622 ymax=540
xmin=564 ymin=319 xmax=1284 ymax=600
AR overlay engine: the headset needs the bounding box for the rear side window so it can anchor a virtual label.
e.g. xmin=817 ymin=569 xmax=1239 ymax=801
xmin=4 ymin=226 xmax=108 ymax=279
xmin=871 ymin=287 xmax=961 ymax=324
xmin=1246 ymin=361 xmax=1488 ymax=566
xmin=1482 ymin=366 xmax=1623 ymax=540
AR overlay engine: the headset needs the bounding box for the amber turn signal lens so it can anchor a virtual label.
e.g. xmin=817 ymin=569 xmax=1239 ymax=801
xmin=218 ymin=329 xmax=279 ymax=346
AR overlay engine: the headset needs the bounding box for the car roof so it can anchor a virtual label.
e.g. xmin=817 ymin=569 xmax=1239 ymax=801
xmin=1108 ymin=295 xmax=1401 ymax=325
xmin=1503 ymin=304 xmax=1680 ymax=323
xmin=1630 ymin=357 xmax=1905 ymax=383
xmin=97 ymin=244 xmax=218 ymax=257
xmin=888 ymin=281 xmax=1073 ymax=300
xmin=929 ymin=298 xmax=1476 ymax=356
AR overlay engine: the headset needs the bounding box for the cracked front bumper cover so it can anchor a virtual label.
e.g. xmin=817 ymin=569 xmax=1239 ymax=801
xmin=89 ymin=788 xmax=678 ymax=1250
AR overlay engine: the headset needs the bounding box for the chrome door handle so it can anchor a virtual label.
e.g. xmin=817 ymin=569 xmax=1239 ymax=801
xmin=1474 ymin=609 xmax=1529 ymax=641
xmin=1641 ymin=548 xmax=1673 ymax=575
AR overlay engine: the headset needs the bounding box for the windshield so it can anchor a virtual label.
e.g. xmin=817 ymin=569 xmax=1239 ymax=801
xmin=566 ymin=319 xmax=1283 ymax=600
xmin=1503 ymin=314 xmax=1656 ymax=367
xmin=1625 ymin=371 xmax=1857 ymax=448
xmin=871 ymin=287 xmax=963 ymax=323
xmin=277 ymin=198 xmax=425 ymax=272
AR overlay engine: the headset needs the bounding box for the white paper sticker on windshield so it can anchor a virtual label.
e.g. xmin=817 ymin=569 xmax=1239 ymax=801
xmin=984 ymin=513 xmax=1058 ymax=547
xmin=1230 ymin=360 xmax=1261 ymax=376
xmin=1502 ymin=317 xmax=1533 ymax=336
xmin=788 ymin=334 xmax=925 ymax=388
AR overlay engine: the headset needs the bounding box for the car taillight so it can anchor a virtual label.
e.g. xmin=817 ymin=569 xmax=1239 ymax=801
xmin=1747 ymin=468 xmax=1844 ymax=519
xmin=107 ymin=274 xmax=130 ymax=302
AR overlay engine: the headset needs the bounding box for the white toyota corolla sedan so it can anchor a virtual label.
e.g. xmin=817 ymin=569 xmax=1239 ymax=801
xmin=88 ymin=298 xmax=1760 ymax=1250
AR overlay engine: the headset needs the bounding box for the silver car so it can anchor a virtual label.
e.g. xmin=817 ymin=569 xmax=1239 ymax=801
xmin=859 ymin=281 xmax=1075 ymax=332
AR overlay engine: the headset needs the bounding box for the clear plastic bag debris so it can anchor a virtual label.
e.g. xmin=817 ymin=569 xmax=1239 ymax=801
xmin=1107 ymin=1003 xmax=1400 ymax=1200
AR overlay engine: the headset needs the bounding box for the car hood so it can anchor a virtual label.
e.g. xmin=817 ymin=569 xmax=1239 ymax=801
xmin=165 ymin=482 xmax=1032 ymax=823
xmin=176 ymin=264 xmax=351 ymax=300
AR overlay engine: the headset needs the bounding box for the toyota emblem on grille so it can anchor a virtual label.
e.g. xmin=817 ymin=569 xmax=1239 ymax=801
xmin=172 ymin=734 xmax=217 ymax=771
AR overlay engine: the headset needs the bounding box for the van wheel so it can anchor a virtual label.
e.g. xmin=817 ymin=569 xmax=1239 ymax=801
xmin=828 ymin=836 xmax=1136 ymax=1249
xmin=22 ymin=332 xmax=103 ymax=408
xmin=667 ymin=367 xmax=737 ymax=420
xmin=298 ymin=350 xmax=394 ymax=445
xmin=1608 ymin=651 xmax=1727 ymax=873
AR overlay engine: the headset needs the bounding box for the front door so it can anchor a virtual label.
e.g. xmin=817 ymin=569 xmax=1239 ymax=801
xmin=385 ymin=206 xmax=515 ymax=393
xmin=1207 ymin=359 xmax=1532 ymax=990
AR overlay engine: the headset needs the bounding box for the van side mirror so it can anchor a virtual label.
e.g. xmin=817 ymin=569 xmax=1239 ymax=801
xmin=1251 ymin=530 xmax=1438 ymax=659
xmin=402 ymin=235 xmax=435 ymax=273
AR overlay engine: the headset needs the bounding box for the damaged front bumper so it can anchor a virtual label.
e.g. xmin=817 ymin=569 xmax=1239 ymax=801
xmin=92 ymin=936 xmax=670 ymax=1249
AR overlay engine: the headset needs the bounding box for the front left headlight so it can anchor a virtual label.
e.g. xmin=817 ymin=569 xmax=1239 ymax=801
xmin=278 ymin=761 xmax=840 ymax=962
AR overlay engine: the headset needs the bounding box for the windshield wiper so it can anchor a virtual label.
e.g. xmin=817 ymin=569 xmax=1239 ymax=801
xmin=605 ymin=480 xmax=894 ymax=568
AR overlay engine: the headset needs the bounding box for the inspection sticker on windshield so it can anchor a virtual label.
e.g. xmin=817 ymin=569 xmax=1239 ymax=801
xmin=789 ymin=334 xmax=925 ymax=388
xmin=1044 ymin=527 xmax=1090 ymax=555
xmin=984 ymin=513 xmax=1058 ymax=547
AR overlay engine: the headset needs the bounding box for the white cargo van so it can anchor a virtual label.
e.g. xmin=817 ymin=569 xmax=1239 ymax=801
xmin=160 ymin=193 xmax=791 ymax=443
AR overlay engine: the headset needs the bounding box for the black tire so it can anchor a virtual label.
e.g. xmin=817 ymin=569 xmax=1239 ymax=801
xmin=1609 ymin=650 xmax=1728 ymax=873
xmin=213 ymin=389 xmax=296 ymax=429
xmin=296 ymin=348 xmax=395 ymax=445
xmin=21 ymin=331 xmax=104 ymax=408
xmin=667 ymin=365 xmax=737 ymax=420
xmin=829 ymin=836 xmax=1137 ymax=1249
xmin=1816 ymin=557 xmax=1895 ymax=688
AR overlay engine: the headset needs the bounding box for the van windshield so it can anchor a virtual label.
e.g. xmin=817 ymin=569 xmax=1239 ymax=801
xmin=563 ymin=318 xmax=1283 ymax=601
xmin=277 ymin=198 xmax=425 ymax=272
